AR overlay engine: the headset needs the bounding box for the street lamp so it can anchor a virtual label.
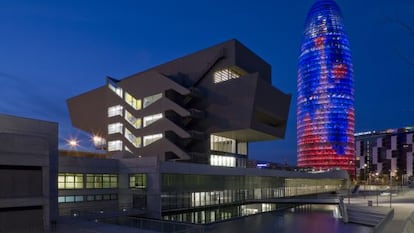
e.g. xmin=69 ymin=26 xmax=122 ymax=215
xmin=363 ymin=164 xmax=368 ymax=192
xmin=67 ymin=138 xmax=79 ymax=149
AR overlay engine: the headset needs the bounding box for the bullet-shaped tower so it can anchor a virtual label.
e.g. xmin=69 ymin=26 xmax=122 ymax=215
xmin=297 ymin=0 xmax=355 ymax=175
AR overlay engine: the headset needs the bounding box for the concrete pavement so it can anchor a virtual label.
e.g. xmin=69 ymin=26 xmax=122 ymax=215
xmin=346 ymin=189 xmax=414 ymax=233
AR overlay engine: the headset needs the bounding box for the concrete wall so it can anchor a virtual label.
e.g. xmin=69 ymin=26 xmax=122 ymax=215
xmin=0 ymin=114 xmax=58 ymax=232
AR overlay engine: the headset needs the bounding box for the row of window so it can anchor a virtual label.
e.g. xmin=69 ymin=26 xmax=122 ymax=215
xmin=108 ymin=82 xmax=162 ymax=111
xmin=108 ymin=113 xmax=163 ymax=134
xmin=107 ymin=133 xmax=163 ymax=151
xmin=210 ymin=154 xmax=236 ymax=167
xmin=58 ymin=193 xmax=118 ymax=203
xmin=213 ymin=68 xmax=242 ymax=84
xmin=58 ymin=173 xmax=147 ymax=190
xmin=162 ymin=183 xmax=343 ymax=211
xmin=58 ymin=173 xmax=118 ymax=189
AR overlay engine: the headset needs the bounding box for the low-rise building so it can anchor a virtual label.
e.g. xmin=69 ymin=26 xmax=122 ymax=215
xmin=0 ymin=114 xmax=58 ymax=232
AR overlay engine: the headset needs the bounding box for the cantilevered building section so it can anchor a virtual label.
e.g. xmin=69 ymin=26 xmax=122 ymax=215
xmin=68 ymin=39 xmax=291 ymax=167
xmin=297 ymin=0 xmax=355 ymax=175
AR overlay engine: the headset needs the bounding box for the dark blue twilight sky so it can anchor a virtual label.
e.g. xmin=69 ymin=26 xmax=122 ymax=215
xmin=1 ymin=0 xmax=414 ymax=165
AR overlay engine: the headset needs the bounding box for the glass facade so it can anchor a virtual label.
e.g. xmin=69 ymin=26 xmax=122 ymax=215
xmin=163 ymin=203 xmax=278 ymax=224
xmin=161 ymin=174 xmax=345 ymax=211
xmin=297 ymin=0 xmax=355 ymax=174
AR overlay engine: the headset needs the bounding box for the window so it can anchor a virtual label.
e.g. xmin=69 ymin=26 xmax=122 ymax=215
xmin=143 ymin=133 xmax=163 ymax=146
xmin=59 ymin=194 xmax=118 ymax=203
xmin=86 ymin=174 xmax=118 ymax=189
xmin=125 ymin=92 xmax=142 ymax=110
xmin=66 ymin=196 xmax=75 ymax=203
xmin=58 ymin=173 xmax=83 ymax=189
xmin=143 ymin=93 xmax=162 ymax=108
xmin=210 ymin=155 xmax=236 ymax=167
xmin=108 ymin=140 xmax=122 ymax=151
xmin=108 ymin=83 xmax=123 ymax=98
xmin=237 ymin=142 xmax=248 ymax=155
xmin=108 ymin=122 xmax=123 ymax=134
xmin=129 ymin=174 xmax=147 ymax=188
xmin=58 ymin=196 xmax=65 ymax=203
xmin=213 ymin=68 xmax=242 ymax=83
xmin=125 ymin=110 xmax=141 ymax=129
xmin=125 ymin=128 xmax=141 ymax=148
xmin=143 ymin=113 xmax=163 ymax=127
xmin=108 ymin=105 xmax=123 ymax=117
xmin=210 ymin=135 xmax=236 ymax=153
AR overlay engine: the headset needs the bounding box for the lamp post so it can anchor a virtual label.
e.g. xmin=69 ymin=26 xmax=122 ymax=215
xmin=375 ymin=172 xmax=379 ymax=207
xmin=364 ymin=164 xmax=367 ymax=193
xmin=389 ymin=170 xmax=393 ymax=208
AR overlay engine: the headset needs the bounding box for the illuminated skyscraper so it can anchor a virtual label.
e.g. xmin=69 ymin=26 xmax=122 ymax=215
xmin=297 ymin=0 xmax=355 ymax=175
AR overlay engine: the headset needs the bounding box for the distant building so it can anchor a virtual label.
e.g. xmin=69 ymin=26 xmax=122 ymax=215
xmin=0 ymin=114 xmax=58 ymax=233
xmin=355 ymin=127 xmax=414 ymax=184
xmin=67 ymin=39 xmax=291 ymax=167
xmin=297 ymin=0 xmax=355 ymax=175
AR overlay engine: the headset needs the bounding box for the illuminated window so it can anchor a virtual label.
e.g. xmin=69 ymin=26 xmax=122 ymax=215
xmin=143 ymin=93 xmax=162 ymax=108
xmin=125 ymin=110 xmax=141 ymax=129
xmin=129 ymin=174 xmax=147 ymax=188
xmin=213 ymin=68 xmax=242 ymax=83
xmin=125 ymin=92 xmax=142 ymax=110
xmin=143 ymin=113 xmax=163 ymax=127
xmin=108 ymin=140 xmax=122 ymax=151
xmin=92 ymin=135 xmax=106 ymax=148
xmin=237 ymin=142 xmax=248 ymax=155
xmin=210 ymin=154 xmax=236 ymax=167
xmin=108 ymin=122 xmax=123 ymax=134
xmin=143 ymin=133 xmax=162 ymax=146
xmin=58 ymin=173 xmax=83 ymax=189
xmin=107 ymin=105 xmax=123 ymax=117
xmin=210 ymin=135 xmax=236 ymax=153
xmin=125 ymin=128 xmax=141 ymax=148
xmin=86 ymin=174 xmax=118 ymax=189
xmin=108 ymin=83 xmax=123 ymax=98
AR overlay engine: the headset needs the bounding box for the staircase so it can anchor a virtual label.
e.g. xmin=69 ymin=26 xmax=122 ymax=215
xmin=345 ymin=205 xmax=394 ymax=233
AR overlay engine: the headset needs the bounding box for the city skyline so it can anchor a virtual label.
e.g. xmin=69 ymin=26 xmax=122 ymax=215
xmin=1 ymin=0 xmax=414 ymax=165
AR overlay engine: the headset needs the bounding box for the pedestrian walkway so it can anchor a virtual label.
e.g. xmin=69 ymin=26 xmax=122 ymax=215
xmin=348 ymin=189 xmax=414 ymax=233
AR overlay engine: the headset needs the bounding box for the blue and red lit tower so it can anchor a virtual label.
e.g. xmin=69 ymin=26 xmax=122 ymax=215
xmin=297 ymin=0 xmax=355 ymax=175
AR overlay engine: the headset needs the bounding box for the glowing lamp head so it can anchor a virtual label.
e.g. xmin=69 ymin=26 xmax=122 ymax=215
xmin=67 ymin=139 xmax=79 ymax=148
